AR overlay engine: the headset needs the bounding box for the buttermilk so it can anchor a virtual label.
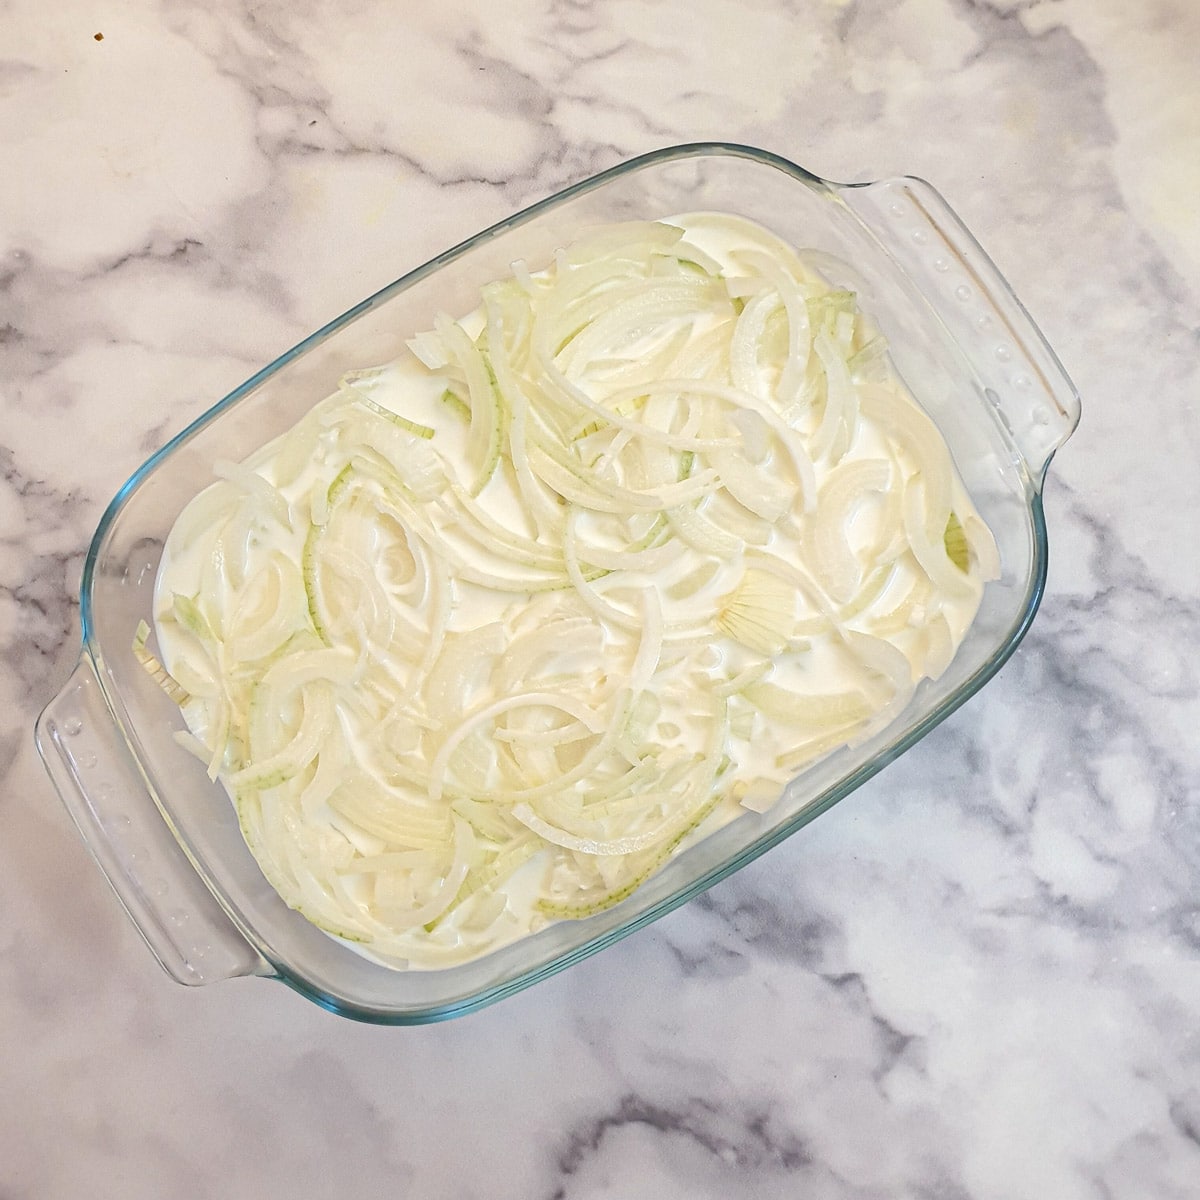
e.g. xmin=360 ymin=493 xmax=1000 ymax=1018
xmin=151 ymin=213 xmax=998 ymax=969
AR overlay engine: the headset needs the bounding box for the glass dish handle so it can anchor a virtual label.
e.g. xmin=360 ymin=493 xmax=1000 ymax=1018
xmin=845 ymin=176 xmax=1081 ymax=485
xmin=35 ymin=655 xmax=268 ymax=986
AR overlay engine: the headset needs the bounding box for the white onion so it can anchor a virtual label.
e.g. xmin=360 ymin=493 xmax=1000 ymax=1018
xmin=150 ymin=213 xmax=997 ymax=969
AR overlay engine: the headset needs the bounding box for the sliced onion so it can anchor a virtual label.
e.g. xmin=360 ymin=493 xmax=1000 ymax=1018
xmin=231 ymin=684 xmax=334 ymax=791
xmin=811 ymin=327 xmax=860 ymax=462
xmin=742 ymin=680 xmax=872 ymax=728
xmin=513 ymin=802 xmax=679 ymax=856
xmin=133 ymin=620 xmax=191 ymax=706
xmin=436 ymin=314 xmax=503 ymax=495
xmin=729 ymin=290 xmax=781 ymax=399
xmin=844 ymin=631 xmax=915 ymax=714
xmin=903 ymin=482 xmax=976 ymax=598
xmin=964 ymin=511 xmax=1002 ymax=581
xmin=717 ymin=567 xmax=795 ymax=656
xmin=212 ymin=459 xmax=292 ymax=529
xmin=427 ymin=691 xmax=610 ymax=804
xmin=369 ymin=817 xmax=475 ymax=930
xmin=810 ymin=458 xmax=891 ymax=604
xmin=731 ymin=248 xmax=812 ymax=403
xmin=861 ymin=382 xmax=953 ymax=534
xmin=152 ymin=211 xmax=997 ymax=968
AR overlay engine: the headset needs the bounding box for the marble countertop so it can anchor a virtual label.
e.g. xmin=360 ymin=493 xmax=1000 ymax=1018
xmin=4 ymin=1 xmax=1199 ymax=1196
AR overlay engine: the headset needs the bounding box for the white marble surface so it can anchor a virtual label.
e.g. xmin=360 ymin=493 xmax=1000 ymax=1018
xmin=3 ymin=0 xmax=1199 ymax=1195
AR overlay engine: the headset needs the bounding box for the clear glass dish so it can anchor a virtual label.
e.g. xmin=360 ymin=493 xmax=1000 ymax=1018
xmin=35 ymin=143 xmax=1079 ymax=1023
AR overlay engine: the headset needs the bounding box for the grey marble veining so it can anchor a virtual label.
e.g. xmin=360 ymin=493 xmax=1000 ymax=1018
xmin=3 ymin=1 xmax=1199 ymax=1197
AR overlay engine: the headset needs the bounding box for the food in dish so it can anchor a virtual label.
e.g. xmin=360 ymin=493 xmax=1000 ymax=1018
xmin=144 ymin=213 xmax=999 ymax=968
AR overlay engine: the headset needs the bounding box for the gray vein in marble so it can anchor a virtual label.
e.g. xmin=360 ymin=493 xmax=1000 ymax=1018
xmin=0 ymin=448 xmax=86 ymax=703
xmin=960 ymin=0 xmax=1056 ymax=22
xmin=92 ymin=235 xmax=206 ymax=279
xmin=549 ymin=1093 xmax=814 ymax=1196
xmin=1168 ymin=1094 xmax=1200 ymax=1149
xmin=169 ymin=4 xmax=580 ymax=198
xmin=689 ymin=885 xmax=838 ymax=970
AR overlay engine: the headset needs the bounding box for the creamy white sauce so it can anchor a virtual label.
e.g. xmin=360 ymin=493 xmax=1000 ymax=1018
xmin=154 ymin=214 xmax=994 ymax=970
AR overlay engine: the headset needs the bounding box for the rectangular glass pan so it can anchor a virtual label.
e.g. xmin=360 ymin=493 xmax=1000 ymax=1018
xmin=36 ymin=143 xmax=1079 ymax=1023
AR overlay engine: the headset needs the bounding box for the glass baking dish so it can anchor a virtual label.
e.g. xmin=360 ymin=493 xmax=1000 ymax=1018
xmin=35 ymin=143 xmax=1079 ymax=1023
